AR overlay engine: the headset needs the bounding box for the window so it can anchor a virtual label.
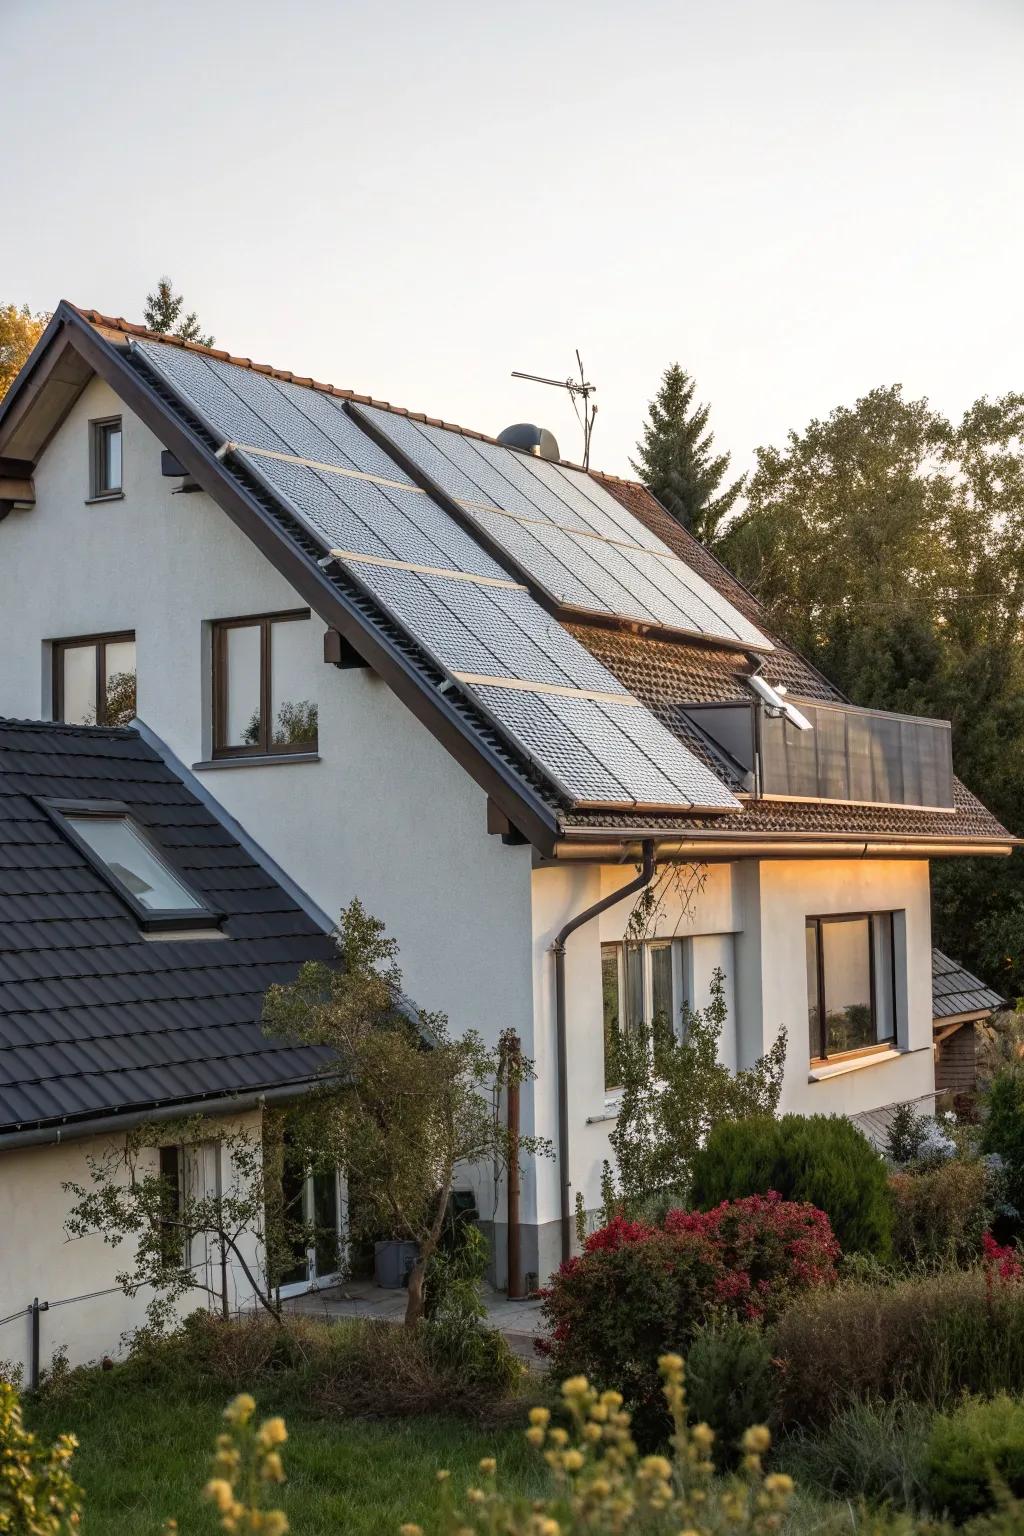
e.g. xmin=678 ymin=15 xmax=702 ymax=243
xmin=89 ymin=416 xmax=123 ymax=498
xmin=45 ymin=804 xmax=219 ymax=932
xmin=53 ymin=632 xmax=136 ymax=727
xmin=158 ymin=1146 xmax=185 ymax=1269
xmin=602 ymin=939 xmax=689 ymax=1092
xmin=806 ymin=913 xmax=898 ymax=1063
xmin=212 ymin=612 xmax=318 ymax=758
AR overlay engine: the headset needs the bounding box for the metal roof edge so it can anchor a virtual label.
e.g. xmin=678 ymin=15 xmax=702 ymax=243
xmin=131 ymin=718 xmax=336 ymax=934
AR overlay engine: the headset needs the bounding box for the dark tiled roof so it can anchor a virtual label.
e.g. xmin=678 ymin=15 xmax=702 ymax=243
xmin=68 ymin=309 xmax=1014 ymax=849
xmin=932 ymin=947 xmax=1004 ymax=1020
xmin=0 ymin=720 xmax=338 ymax=1137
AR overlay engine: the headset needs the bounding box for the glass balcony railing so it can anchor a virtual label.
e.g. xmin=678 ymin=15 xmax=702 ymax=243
xmin=683 ymin=698 xmax=955 ymax=811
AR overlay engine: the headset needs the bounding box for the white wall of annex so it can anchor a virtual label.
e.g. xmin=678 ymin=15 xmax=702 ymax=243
xmin=0 ymin=1112 xmax=263 ymax=1378
xmin=0 ymin=379 xmax=536 ymax=1071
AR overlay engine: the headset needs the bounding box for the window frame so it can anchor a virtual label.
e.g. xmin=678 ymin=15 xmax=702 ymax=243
xmin=805 ymin=911 xmax=898 ymax=1065
xmin=52 ymin=630 xmax=136 ymax=727
xmin=38 ymin=799 xmax=222 ymax=933
xmin=158 ymin=1145 xmax=187 ymax=1270
xmin=211 ymin=609 xmax=317 ymax=760
xmin=89 ymin=415 xmax=123 ymax=499
xmin=601 ymin=937 xmax=690 ymax=1093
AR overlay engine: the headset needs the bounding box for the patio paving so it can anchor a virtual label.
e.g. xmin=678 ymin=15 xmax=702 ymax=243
xmin=283 ymin=1279 xmax=547 ymax=1363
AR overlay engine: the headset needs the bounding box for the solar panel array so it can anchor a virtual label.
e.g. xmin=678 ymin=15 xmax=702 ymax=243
xmin=133 ymin=340 xmax=741 ymax=812
xmin=356 ymin=405 xmax=773 ymax=653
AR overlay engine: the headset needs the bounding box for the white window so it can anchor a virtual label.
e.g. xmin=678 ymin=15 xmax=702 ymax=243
xmin=601 ymin=938 xmax=690 ymax=1092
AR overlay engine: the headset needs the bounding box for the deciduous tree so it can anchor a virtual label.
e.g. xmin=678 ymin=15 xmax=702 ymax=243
xmin=0 ymin=303 xmax=48 ymax=401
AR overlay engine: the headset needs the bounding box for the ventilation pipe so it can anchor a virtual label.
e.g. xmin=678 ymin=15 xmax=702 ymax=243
xmin=551 ymin=840 xmax=656 ymax=1263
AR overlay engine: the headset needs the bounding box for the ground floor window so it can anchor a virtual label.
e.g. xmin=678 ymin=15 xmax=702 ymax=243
xmin=806 ymin=912 xmax=897 ymax=1063
xmin=277 ymin=1168 xmax=345 ymax=1296
xmin=157 ymin=1144 xmax=186 ymax=1269
xmin=601 ymin=938 xmax=689 ymax=1091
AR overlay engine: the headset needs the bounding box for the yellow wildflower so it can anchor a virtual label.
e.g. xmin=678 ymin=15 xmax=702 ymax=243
xmin=563 ymin=1450 xmax=584 ymax=1472
xmin=262 ymin=1515 xmax=289 ymax=1536
xmin=690 ymin=1423 xmax=715 ymax=1452
xmin=548 ymin=1427 xmax=569 ymax=1448
xmin=436 ymin=1469 xmax=451 ymax=1482
xmin=529 ymin=1406 xmax=551 ymax=1427
xmin=525 ymin=1427 xmax=546 ymax=1448
xmin=742 ymin=1425 xmax=771 ymax=1455
xmin=561 ymin=1375 xmax=590 ymax=1397
xmin=639 ymin=1455 xmax=672 ymax=1480
xmin=467 ymin=1488 xmax=486 ymax=1505
xmin=658 ymin=1353 xmax=684 ymax=1374
xmin=202 ymin=1479 xmax=234 ymax=1514
xmin=399 ymin=1526 xmax=423 ymax=1536
xmin=765 ymin=1472 xmax=795 ymax=1495
xmin=223 ymin=1393 xmax=256 ymax=1426
xmin=479 ymin=1457 xmax=497 ymax=1476
xmin=259 ymin=1416 xmax=288 ymax=1448
xmin=260 ymin=1451 xmax=285 ymax=1484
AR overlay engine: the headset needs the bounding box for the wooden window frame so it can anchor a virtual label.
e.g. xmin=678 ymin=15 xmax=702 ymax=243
xmin=89 ymin=415 xmax=123 ymax=499
xmin=211 ymin=609 xmax=316 ymax=759
xmin=52 ymin=630 xmax=136 ymax=726
xmin=806 ymin=911 xmax=898 ymax=1065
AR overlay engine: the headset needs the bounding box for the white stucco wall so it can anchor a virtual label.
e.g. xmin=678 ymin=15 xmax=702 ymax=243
xmin=0 ymin=378 xmax=535 ymax=1040
xmin=0 ymin=1111 xmax=263 ymax=1379
xmin=532 ymin=853 xmax=936 ymax=1245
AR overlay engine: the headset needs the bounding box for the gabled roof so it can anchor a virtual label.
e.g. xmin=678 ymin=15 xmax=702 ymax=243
xmin=0 ymin=718 xmax=338 ymax=1140
xmin=932 ymin=947 xmax=1005 ymax=1022
xmin=0 ymin=303 xmax=1014 ymax=858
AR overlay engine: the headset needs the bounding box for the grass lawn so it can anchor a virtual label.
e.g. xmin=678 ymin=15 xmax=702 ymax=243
xmin=27 ymin=1379 xmax=542 ymax=1535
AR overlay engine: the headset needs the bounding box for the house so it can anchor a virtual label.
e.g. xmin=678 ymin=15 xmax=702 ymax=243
xmin=0 ymin=302 xmax=1015 ymax=1360
xmin=932 ymin=948 xmax=1005 ymax=1095
xmin=0 ymin=715 xmax=344 ymax=1379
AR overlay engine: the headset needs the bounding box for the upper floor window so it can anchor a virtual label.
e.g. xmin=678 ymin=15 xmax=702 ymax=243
xmin=53 ymin=632 xmax=136 ymax=727
xmin=806 ymin=912 xmax=897 ymax=1063
xmin=212 ymin=611 xmax=318 ymax=758
xmin=601 ymin=938 xmax=689 ymax=1092
xmin=89 ymin=416 xmax=123 ymax=499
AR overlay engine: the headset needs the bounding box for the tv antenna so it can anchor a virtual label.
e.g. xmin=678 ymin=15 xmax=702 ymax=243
xmin=511 ymin=350 xmax=597 ymax=469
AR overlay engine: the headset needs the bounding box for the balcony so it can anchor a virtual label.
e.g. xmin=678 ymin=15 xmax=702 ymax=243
xmin=683 ymin=697 xmax=955 ymax=812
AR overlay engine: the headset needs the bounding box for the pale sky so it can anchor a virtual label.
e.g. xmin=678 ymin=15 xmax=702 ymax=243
xmin=3 ymin=0 xmax=1022 ymax=482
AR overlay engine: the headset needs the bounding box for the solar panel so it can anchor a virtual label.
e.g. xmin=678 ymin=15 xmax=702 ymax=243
xmin=357 ymin=405 xmax=773 ymax=652
xmin=137 ymin=341 xmax=741 ymax=814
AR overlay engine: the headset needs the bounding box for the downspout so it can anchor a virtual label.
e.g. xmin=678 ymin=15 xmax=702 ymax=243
xmin=551 ymin=839 xmax=656 ymax=1265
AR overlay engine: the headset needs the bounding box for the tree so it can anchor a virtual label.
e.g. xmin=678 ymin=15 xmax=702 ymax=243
xmin=63 ymin=1117 xmax=291 ymax=1332
xmin=603 ymin=968 xmax=786 ymax=1215
xmin=143 ymin=277 xmax=214 ymax=346
xmin=718 ymin=385 xmax=1024 ymax=997
xmin=631 ymin=363 xmax=745 ymax=544
xmin=0 ymin=303 xmax=48 ymax=402
xmin=263 ymin=900 xmax=548 ymax=1326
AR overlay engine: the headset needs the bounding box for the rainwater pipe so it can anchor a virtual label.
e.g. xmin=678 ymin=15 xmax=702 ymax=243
xmin=551 ymin=839 xmax=656 ymax=1264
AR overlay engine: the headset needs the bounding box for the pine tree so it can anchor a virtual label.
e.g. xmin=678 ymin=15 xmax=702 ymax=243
xmin=143 ymin=277 xmax=214 ymax=347
xmin=631 ymin=363 xmax=744 ymax=544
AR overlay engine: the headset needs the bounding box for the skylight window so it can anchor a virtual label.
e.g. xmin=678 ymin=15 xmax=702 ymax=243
xmin=44 ymin=803 xmax=219 ymax=932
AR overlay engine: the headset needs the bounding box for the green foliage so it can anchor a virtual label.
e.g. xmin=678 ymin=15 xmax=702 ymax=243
xmin=685 ymin=1318 xmax=778 ymax=1469
xmin=143 ymin=276 xmax=214 ymax=346
xmin=772 ymin=1268 xmax=1024 ymax=1427
xmin=0 ymin=302 xmax=48 ymax=401
xmin=779 ymin=1395 xmax=933 ymax=1514
xmin=925 ymin=1394 xmax=1024 ymax=1522
xmin=886 ymin=1102 xmax=928 ymax=1165
xmin=982 ymin=1069 xmax=1024 ymax=1224
xmin=691 ymin=1113 xmax=894 ymax=1259
xmin=0 ymin=1380 xmax=82 ymax=1534
xmin=717 ymin=383 xmax=1024 ymax=996
xmin=263 ymin=900 xmax=549 ymax=1325
xmin=631 ymin=363 xmax=744 ymax=544
xmin=889 ymin=1159 xmax=989 ymax=1268
xmin=605 ymin=970 xmax=786 ymax=1214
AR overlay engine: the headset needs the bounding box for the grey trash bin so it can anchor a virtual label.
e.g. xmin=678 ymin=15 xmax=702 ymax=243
xmin=374 ymin=1239 xmax=419 ymax=1288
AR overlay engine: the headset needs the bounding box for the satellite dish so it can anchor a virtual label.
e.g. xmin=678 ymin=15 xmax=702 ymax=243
xmin=496 ymin=423 xmax=560 ymax=461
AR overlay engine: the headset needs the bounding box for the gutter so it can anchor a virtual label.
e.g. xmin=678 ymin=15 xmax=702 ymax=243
xmin=551 ymin=840 xmax=656 ymax=1265
xmin=0 ymin=1076 xmax=337 ymax=1152
xmin=551 ymin=834 xmax=1017 ymax=862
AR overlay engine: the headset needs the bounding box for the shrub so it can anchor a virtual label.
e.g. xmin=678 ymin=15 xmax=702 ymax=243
xmin=982 ymin=1069 xmax=1024 ymax=1225
xmin=779 ymin=1395 xmax=933 ymax=1512
xmin=925 ymin=1394 xmax=1024 ymax=1522
xmin=0 ymin=1379 xmax=82 ymax=1534
xmin=120 ymin=1308 xmax=521 ymax=1421
xmin=773 ymin=1266 xmax=1024 ymax=1427
xmin=690 ymin=1113 xmax=894 ymax=1259
xmin=542 ymin=1196 xmax=837 ymax=1441
xmin=684 ymin=1318 xmax=778 ymax=1467
xmin=890 ymin=1158 xmax=988 ymax=1267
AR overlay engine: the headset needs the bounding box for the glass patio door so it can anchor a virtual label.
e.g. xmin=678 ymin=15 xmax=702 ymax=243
xmin=277 ymin=1169 xmax=345 ymax=1298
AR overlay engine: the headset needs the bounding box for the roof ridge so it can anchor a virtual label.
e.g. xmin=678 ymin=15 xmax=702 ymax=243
xmin=71 ymin=303 xmax=644 ymax=486
xmin=0 ymin=716 xmax=140 ymax=740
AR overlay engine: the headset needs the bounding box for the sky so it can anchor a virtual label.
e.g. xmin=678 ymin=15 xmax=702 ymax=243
xmin=3 ymin=0 xmax=1023 ymax=482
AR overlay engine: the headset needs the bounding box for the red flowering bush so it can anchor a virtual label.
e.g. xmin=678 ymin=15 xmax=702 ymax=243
xmin=540 ymin=1195 xmax=838 ymax=1439
xmin=983 ymin=1231 xmax=1023 ymax=1288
